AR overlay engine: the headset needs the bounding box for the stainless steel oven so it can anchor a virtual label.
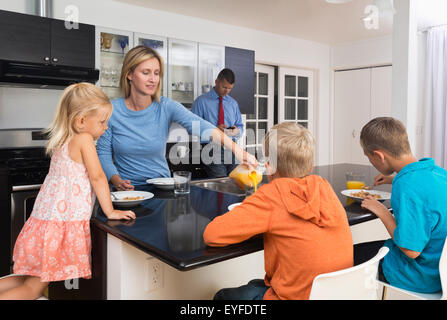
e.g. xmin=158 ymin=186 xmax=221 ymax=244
xmin=10 ymin=184 xmax=41 ymax=266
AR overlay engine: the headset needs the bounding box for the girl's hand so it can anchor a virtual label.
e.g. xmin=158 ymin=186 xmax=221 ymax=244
xmin=374 ymin=173 xmax=394 ymax=186
xmin=361 ymin=196 xmax=389 ymax=217
xmin=106 ymin=209 xmax=136 ymax=220
xmin=111 ymin=174 xmax=134 ymax=191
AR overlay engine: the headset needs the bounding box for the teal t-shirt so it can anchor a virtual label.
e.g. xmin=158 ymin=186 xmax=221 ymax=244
xmin=382 ymin=158 xmax=447 ymax=293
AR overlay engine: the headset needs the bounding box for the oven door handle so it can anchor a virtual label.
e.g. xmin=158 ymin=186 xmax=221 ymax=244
xmin=12 ymin=184 xmax=42 ymax=192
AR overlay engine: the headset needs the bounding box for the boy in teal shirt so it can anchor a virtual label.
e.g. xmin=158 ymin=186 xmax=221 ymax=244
xmin=359 ymin=117 xmax=447 ymax=293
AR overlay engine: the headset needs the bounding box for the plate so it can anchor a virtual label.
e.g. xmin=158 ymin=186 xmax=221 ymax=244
xmin=111 ymin=191 xmax=154 ymax=207
xmin=146 ymin=177 xmax=175 ymax=190
xmin=228 ymin=202 xmax=242 ymax=211
xmin=341 ymin=189 xmax=391 ymax=202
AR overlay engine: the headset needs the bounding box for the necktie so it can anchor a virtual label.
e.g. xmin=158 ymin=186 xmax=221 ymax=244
xmin=218 ymin=96 xmax=225 ymax=125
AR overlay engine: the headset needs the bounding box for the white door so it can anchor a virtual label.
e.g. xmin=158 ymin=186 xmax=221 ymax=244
xmin=243 ymin=64 xmax=275 ymax=158
xmin=333 ymin=66 xmax=392 ymax=165
xmin=278 ymin=67 xmax=314 ymax=133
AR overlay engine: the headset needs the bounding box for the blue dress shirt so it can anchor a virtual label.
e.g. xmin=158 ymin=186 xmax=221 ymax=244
xmin=191 ymin=88 xmax=243 ymax=142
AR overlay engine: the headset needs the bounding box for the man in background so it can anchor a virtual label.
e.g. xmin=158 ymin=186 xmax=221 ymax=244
xmin=192 ymin=68 xmax=243 ymax=178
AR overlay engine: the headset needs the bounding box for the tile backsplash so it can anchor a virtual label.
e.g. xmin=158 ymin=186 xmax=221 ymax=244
xmin=0 ymin=87 xmax=61 ymax=129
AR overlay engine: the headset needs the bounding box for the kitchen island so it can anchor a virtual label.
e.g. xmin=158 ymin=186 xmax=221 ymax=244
xmin=86 ymin=163 xmax=391 ymax=299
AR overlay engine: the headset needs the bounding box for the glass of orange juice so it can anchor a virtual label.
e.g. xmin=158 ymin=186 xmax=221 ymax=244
xmin=345 ymin=172 xmax=366 ymax=190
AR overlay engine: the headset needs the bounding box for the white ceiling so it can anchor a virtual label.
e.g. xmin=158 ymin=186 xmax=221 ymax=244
xmin=114 ymin=0 xmax=393 ymax=45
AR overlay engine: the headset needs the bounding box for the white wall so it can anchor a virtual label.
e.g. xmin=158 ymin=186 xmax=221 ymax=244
xmin=0 ymin=0 xmax=332 ymax=165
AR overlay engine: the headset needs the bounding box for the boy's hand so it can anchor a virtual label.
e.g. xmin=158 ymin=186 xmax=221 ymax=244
xmin=374 ymin=173 xmax=394 ymax=186
xmin=106 ymin=209 xmax=136 ymax=220
xmin=361 ymin=196 xmax=389 ymax=217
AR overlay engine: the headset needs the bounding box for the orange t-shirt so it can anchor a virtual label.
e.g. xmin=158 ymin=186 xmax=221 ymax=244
xmin=203 ymin=175 xmax=353 ymax=300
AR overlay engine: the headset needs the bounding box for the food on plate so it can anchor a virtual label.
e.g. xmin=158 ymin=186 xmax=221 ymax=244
xmin=122 ymin=196 xmax=144 ymax=201
xmin=350 ymin=190 xmax=381 ymax=199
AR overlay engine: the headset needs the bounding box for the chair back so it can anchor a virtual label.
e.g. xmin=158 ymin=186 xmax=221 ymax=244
xmin=309 ymin=246 xmax=389 ymax=300
xmin=439 ymin=237 xmax=447 ymax=300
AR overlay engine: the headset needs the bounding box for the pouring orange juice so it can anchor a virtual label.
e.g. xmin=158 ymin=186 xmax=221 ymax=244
xmin=229 ymin=164 xmax=263 ymax=192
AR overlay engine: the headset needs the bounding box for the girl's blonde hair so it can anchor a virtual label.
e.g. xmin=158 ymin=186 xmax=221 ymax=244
xmin=44 ymin=82 xmax=112 ymax=156
xmin=262 ymin=122 xmax=315 ymax=178
xmin=120 ymin=45 xmax=164 ymax=102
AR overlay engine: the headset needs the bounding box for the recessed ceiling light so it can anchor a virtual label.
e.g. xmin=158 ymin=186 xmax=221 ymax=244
xmin=326 ymin=0 xmax=353 ymax=3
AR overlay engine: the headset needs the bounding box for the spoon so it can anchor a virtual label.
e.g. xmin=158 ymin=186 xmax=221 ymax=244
xmin=111 ymin=192 xmax=119 ymax=200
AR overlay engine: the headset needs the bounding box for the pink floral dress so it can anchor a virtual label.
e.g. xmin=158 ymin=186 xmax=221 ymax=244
xmin=13 ymin=142 xmax=95 ymax=282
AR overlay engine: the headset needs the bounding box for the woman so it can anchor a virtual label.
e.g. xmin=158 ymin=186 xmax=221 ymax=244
xmin=97 ymin=45 xmax=256 ymax=190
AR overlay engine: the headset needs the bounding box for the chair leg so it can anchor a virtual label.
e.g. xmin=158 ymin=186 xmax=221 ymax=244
xmin=381 ymin=286 xmax=387 ymax=300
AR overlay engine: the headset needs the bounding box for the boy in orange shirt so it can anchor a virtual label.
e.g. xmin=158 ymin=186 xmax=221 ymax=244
xmin=203 ymin=123 xmax=353 ymax=300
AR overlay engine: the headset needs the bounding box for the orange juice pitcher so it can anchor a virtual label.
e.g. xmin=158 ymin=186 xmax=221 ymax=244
xmin=229 ymin=164 xmax=263 ymax=192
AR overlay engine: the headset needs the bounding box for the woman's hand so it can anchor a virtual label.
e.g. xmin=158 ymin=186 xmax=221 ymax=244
xmin=106 ymin=209 xmax=136 ymax=220
xmin=110 ymin=174 xmax=134 ymax=191
xmin=374 ymin=173 xmax=394 ymax=186
xmin=242 ymin=151 xmax=258 ymax=170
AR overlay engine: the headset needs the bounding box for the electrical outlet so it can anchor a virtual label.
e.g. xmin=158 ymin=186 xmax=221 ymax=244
xmin=145 ymin=257 xmax=163 ymax=292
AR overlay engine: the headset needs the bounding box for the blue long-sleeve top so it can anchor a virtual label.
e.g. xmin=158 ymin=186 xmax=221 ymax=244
xmin=97 ymin=97 xmax=215 ymax=186
xmin=191 ymin=88 xmax=243 ymax=142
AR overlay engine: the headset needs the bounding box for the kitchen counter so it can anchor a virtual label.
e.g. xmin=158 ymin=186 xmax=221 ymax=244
xmin=91 ymin=163 xmax=391 ymax=272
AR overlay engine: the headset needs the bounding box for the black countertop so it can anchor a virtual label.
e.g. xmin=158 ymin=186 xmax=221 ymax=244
xmin=91 ymin=163 xmax=391 ymax=271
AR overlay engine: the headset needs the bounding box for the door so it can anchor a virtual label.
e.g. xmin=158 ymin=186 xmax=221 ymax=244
xmin=134 ymin=33 xmax=168 ymax=97
xmin=244 ymin=64 xmax=275 ymax=158
xmin=278 ymin=67 xmax=314 ymax=134
xmin=333 ymin=68 xmax=371 ymax=165
xmin=333 ymin=66 xmax=392 ymax=165
xmin=95 ymin=27 xmax=134 ymax=100
xmin=168 ymin=38 xmax=198 ymax=109
xmin=198 ymin=43 xmax=225 ymax=96
xmin=0 ymin=10 xmax=50 ymax=64
xmin=51 ymin=20 xmax=95 ymax=68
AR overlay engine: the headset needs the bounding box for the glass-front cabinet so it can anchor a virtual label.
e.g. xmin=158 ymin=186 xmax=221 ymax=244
xmin=134 ymin=33 xmax=168 ymax=97
xmin=168 ymin=39 xmax=198 ymax=109
xmin=198 ymin=44 xmax=225 ymax=96
xmin=95 ymin=27 xmax=134 ymax=100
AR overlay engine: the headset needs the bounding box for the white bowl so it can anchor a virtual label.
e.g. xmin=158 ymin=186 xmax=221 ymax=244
xmin=146 ymin=177 xmax=175 ymax=190
xmin=111 ymin=191 xmax=154 ymax=207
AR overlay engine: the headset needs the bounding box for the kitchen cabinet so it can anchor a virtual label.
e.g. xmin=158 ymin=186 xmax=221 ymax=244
xmin=0 ymin=9 xmax=95 ymax=68
xmin=168 ymin=38 xmax=198 ymax=109
xmin=134 ymin=33 xmax=168 ymax=96
xmin=225 ymin=46 xmax=255 ymax=115
xmin=198 ymin=43 xmax=225 ymax=96
xmin=95 ymin=27 xmax=134 ymax=100
xmin=333 ymin=66 xmax=392 ymax=165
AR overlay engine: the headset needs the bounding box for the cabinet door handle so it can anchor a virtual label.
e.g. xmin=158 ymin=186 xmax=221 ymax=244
xmin=52 ymin=57 xmax=58 ymax=63
xmin=44 ymin=57 xmax=50 ymax=62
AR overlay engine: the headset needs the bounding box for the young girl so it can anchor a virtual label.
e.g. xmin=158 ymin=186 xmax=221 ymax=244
xmin=0 ymin=83 xmax=136 ymax=300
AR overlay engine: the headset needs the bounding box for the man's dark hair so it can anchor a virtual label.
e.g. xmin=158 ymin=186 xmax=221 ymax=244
xmin=217 ymin=68 xmax=235 ymax=84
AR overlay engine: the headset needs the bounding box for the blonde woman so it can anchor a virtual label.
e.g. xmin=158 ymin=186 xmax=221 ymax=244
xmin=96 ymin=45 xmax=257 ymax=190
xmin=0 ymin=83 xmax=135 ymax=300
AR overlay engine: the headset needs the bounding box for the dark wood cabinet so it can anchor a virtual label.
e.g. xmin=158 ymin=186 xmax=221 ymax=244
xmin=0 ymin=10 xmax=95 ymax=68
xmin=225 ymin=46 xmax=255 ymax=115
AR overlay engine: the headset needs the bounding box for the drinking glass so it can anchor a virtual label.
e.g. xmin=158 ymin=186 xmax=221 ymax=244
xmin=173 ymin=171 xmax=191 ymax=195
xmin=345 ymin=172 xmax=366 ymax=189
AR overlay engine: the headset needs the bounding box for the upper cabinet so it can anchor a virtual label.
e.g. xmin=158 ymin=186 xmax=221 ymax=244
xmin=168 ymin=39 xmax=198 ymax=109
xmin=225 ymin=47 xmax=255 ymax=115
xmin=0 ymin=10 xmax=95 ymax=68
xmin=198 ymin=44 xmax=225 ymax=96
xmin=95 ymin=27 xmax=134 ymax=100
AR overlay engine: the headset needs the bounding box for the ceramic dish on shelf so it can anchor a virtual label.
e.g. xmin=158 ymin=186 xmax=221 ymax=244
xmin=111 ymin=191 xmax=154 ymax=207
xmin=228 ymin=202 xmax=242 ymax=211
xmin=341 ymin=189 xmax=391 ymax=203
xmin=146 ymin=177 xmax=175 ymax=190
